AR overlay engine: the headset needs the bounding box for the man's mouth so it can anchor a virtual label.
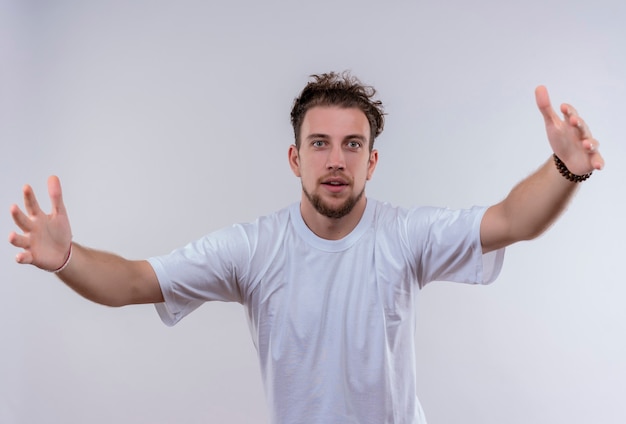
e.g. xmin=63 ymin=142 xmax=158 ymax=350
xmin=320 ymin=177 xmax=350 ymax=193
xmin=321 ymin=176 xmax=350 ymax=186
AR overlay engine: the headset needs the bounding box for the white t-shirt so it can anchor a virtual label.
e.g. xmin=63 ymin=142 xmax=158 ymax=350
xmin=148 ymin=199 xmax=505 ymax=424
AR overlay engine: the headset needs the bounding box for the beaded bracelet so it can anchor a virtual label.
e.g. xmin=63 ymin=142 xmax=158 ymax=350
xmin=50 ymin=243 xmax=73 ymax=273
xmin=553 ymin=154 xmax=592 ymax=183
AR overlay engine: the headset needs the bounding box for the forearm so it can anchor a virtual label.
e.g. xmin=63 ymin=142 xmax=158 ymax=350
xmin=482 ymin=156 xmax=580 ymax=252
xmin=56 ymin=243 xmax=163 ymax=307
xmin=504 ymin=156 xmax=578 ymax=236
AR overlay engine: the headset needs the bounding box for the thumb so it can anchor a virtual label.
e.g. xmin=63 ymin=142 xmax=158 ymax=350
xmin=535 ymin=85 xmax=558 ymax=126
xmin=48 ymin=175 xmax=67 ymax=216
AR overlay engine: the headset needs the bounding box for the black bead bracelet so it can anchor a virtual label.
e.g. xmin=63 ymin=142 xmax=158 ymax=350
xmin=553 ymin=154 xmax=592 ymax=183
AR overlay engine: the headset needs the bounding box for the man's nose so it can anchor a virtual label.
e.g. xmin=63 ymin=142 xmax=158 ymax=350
xmin=326 ymin=145 xmax=345 ymax=170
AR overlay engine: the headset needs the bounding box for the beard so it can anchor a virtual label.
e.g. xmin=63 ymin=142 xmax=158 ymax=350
xmin=302 ymin=183 xmax=365 ymax=219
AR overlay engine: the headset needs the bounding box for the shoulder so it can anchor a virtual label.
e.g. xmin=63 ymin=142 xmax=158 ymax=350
xmin=237 ymin=204 xmax=292 ymax=234
xmin=370 ymin=199 xmax=440 ymax=226
xmin=370 ymin=200 xmax=487 ymax=237
xmin=230 ymin=203 xmax=295 ymax=249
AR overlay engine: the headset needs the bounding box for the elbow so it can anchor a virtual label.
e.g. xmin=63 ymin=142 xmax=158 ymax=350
xmin=519 ymin=221 xmax=553 ymax=242
xmin=100 ymin=298 xmax=128 ymax=308
xmin=89 ymin=293 xmax=130 ymax=308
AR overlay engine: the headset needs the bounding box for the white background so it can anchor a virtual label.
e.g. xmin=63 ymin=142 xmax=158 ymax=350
xmin=1 ymin=0 xmax=625 ymax=423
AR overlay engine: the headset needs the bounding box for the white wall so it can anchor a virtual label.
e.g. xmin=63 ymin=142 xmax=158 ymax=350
xmin=1 ymin=1 xmax=625 ymax=423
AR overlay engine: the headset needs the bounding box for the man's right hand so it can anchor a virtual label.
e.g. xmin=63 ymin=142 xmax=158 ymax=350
xmin=9 ymin=175 xmax=73 ymax=272
xmin=8 ymin=175 xmax=163 ymax=306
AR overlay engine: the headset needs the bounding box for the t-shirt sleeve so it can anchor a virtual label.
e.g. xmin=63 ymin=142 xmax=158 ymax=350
xmin=408 ymin=206 xmax=505 ymax=287
xmin=148 ymin=225 xmax=250 ymax=326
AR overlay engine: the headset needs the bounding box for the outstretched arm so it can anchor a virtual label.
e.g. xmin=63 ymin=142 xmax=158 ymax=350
xmin=480 ymin=86 xmax=604 ymax=253
xmin=8 ymin=176 xmax=163 ymax=306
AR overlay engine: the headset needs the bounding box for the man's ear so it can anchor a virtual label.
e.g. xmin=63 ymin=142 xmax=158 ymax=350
xmin=366 ymin=149 xmax=379 ymax=180
xmin=288 ymin=144 xmax=301 ymax=177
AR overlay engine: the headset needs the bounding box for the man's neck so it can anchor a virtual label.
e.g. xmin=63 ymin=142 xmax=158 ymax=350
xmin=299 ymin=197 xmax=368 ymax=240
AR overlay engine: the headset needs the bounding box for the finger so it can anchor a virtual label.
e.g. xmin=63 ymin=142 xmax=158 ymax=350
xmin=572 ymin=116 xmax=592 ymax=139
xmin=585 ymin=137 xmax=599 ymax=152
xmin=22 ymin=184 xmax=42 ymax=217
xmin=15 ymin=250 xmax=33 ymax=265
xmin=535 ymin=85 xmax=559 ymax=125
xmin=591 ymin=152 xmax=605 ymax=170
xmin=48 ymin=175 xmax=67 ymax=216
xmin=10 ymin=204 xmax=33 ymax=232
xmin=8 ymin=231 xmax=30 ymax=249
xmin=561 ymin=101 xmax=593 ymax=139
xmin=560 ymin=103 xmax=579 ymax=119
xmin=583 ymin=137 xmax=604 ymax=170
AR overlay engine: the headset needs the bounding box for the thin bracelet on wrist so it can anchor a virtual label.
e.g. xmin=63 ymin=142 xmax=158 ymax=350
xmin=50 ymin=243 xmax=73 ymax=273
xmin=553 ymin=154 xmax=592 ymax=183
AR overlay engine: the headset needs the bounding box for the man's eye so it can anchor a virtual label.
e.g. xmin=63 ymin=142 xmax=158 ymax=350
xmin=347 ymin=141 xmax=361 ymax=149
xmin=312 ymin=140 xmax=325 ymax=147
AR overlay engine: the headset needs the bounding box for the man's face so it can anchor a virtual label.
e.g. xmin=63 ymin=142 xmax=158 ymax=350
xmin=289 ymin=106 xmax=378 ymax=219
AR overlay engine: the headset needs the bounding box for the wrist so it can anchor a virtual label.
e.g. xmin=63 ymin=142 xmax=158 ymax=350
xmin=553 ymin=154 xmax=592 ymax=183
xmin=50 ymin=243 xmax=73 ymax=273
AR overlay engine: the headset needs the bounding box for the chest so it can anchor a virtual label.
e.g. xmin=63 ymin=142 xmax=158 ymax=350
xmin=242 ymin=232 xmax=419 ymax=354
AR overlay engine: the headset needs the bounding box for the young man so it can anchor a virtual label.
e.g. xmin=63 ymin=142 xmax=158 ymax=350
xmin=8 ymin=72 xmax=604 ymax=423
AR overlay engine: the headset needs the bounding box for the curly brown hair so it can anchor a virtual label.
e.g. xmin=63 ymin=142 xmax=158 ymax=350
xmin=290 ymin=72 xmax=385 ymax=151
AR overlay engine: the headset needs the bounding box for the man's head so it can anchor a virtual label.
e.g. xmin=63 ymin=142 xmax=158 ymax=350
xmin=290 ymin=72 xmax=385 ymax=151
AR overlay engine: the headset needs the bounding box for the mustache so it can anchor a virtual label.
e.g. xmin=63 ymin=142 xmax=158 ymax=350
xmin=317 ymin=172 xmax=353 ymax=185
